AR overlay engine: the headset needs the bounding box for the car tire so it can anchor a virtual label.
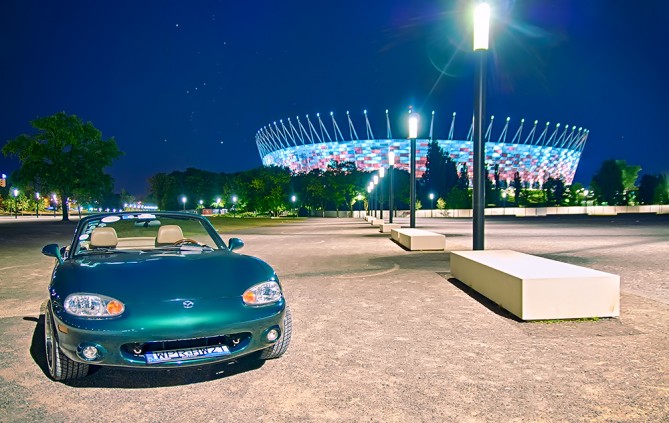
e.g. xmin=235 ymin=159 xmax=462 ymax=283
xmin=259 ymin=304 xmax=292 ymax=360
xmin=44 ymin=300 xmax=90 ymax=381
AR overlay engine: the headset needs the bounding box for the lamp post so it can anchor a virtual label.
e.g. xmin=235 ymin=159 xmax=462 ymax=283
xmin=373 ymin=175 xmax=379 ymax=218
xmin=181 ymin=196 xmax=187 ymax=211
xmin=429 ymin=193 xmax=435 ymax=218
xmin=291 ymin=194 xmax=296 ymax=217
xmin=12 ymin=188 xmax=19 ymax=219
xmin=232 ymin=195 xmax=237 ymax=218
xmin=379 ymin=167 xmax=385 ymax=220
xmin=472 ymin=1 xmax=490 ymax=250
xmin=356 ymin=194 xmax=363 ymax=217
xmin=52 ymin=194 xmax=57 ymax=217
xmin=408 ymin=112 xmax=419 ymax=228
xmin=36 ymin=192 xmax=40 ymax=218
xmin=366 ymin=187 xmax=372 ymax=216
xmin=388 ymin=151 xmax=395 ymax=223
xmin=368 ymin=182 xmax=375 ymax=217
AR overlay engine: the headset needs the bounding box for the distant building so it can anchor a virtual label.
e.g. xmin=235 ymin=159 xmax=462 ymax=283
xmin=255 ymin=110 xmax=588 ymax=185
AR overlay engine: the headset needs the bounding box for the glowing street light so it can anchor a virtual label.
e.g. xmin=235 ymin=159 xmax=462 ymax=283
xmin=408 ymin=112 xmax=419 ymax=228
xmin=12 ymin=188 xmax=19 ymax=219
xmin=52 ymin=194 xmax=57 ymax=217
xmin=429 ymin=193 xmax=435 ymax=217
xmin=232 ymin=195 xmax=238 ymax=218
xmin=181 ymin=196 xmax=187 ymax=211
xmin=36 ymin=192 xmax=40 ymax=218
xmin=472 ymin=1 xmax=491 ymax=250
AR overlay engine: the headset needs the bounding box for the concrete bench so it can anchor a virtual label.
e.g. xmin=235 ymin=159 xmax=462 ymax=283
xmin=370 ymin=218 xmax=384 ymax=227
xmin=391 ymin=228 xmax=445 ymax=251
xmin=450 ymin=250 xmax=620 ymax=320
xmin=380 ymin=223 xmax=402 ymax=233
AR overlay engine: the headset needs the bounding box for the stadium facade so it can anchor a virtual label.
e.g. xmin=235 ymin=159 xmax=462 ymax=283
xmin=255 ymin=110 xmax=588 ymax=186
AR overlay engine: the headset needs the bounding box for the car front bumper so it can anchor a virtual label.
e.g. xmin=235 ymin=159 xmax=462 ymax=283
xmin=50 ymin=300 xmax=286 ymax=368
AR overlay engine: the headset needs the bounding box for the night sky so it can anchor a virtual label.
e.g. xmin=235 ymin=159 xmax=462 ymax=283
xmin=1 ymin=0 xmax=668 ymax=196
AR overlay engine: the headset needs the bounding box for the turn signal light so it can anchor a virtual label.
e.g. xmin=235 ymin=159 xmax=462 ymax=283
xmin=107 ymin=300 xmax=124 ymax=315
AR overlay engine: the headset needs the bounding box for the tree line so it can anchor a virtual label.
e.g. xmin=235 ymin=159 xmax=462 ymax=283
xmin=2 ymin=112 xmax=667 ymax=219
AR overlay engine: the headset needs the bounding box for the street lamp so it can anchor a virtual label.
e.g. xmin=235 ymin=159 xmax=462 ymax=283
xmin=12 ymin=188 xmax=19 ymax=219
xmin=36 ymin=192 xmax=40 ymax=218
xmin=181 ymin=196 xmax=187 ymax=211
xmin=408 ymin=112 xmax=419 ymax=228
xmin=52 ymin=194 xmax=57 ymax=217
xmin=379 ymin=167 xmax=385 ymax=220
xmin=472 ymin=1 xmax=491 ymax=250
xmin=232 ymin=195 xmax=238 ymax=217
xmin=429 ymin=193 xmax=435 ymax=218
xmin=388 ymin=151 xmax=395 ymax=223
xmin=366 ymin=187 xmax=372 ymax=216
xmin=291 ymin=195 xmax=296 ymax=217
xmin=368 ymin=182 xmax=375 ymax=217
xmin=373 ymin=175 xmax=379 ymax=218
xmin=356 ymin=194 xmax=363 ymax=217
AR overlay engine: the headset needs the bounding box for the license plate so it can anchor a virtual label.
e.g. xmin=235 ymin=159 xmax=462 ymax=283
xmin=145 ymin=345 xmax=230 ymax=364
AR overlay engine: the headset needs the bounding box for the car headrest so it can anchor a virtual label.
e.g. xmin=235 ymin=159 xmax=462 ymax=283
xmin=90 ymin=227 xmax=118 ymax=248
xmin=156 ymin=225 xmax=184 ymax=246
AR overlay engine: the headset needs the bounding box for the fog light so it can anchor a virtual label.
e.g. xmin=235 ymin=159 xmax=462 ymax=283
xmin=81 ymin=345 xmax=99 ymax=360
xmin=267 ymin=329 xmax=279 ymax=342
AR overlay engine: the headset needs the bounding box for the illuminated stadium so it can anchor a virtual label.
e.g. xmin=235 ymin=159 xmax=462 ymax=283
xmin=255 ymin=110 xmax=588 ymax=185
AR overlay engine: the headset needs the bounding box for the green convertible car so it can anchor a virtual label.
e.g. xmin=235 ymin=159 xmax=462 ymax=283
xmin=41 ymin=211 xmax=291 ymax=381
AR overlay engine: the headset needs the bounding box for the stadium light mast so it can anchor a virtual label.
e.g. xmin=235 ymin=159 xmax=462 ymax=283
xmin=408 ymin=112 xmax=419 ymax=228
xmin=472 ymin=1 xmax=490 ymax=250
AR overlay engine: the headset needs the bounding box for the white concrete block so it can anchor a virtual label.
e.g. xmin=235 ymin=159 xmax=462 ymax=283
xmin=450 ymin=250 xmax=620 ymax=320
xmin=380 ymin=223 xmax=402 ymax=233
xmin=393 ymin=228 xmax=445 ymax=251
xmin=370 ymin=218 xmax=384 ymax=227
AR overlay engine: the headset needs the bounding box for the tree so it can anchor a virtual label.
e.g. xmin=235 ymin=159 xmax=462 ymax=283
xmin=565 ymin=183 xmax=585 ymax=206
xmin=590 ymin=159 xmax=624 ymax=205
xmin=420 ymin=140 xmax=458 ymax=202
xmin=638 ymin=174 xmax=669 ymax=205
xmin=543 ymin=176 xmax=566 ymax=206
xmin=2 ymin=112 xmax=122 ymax=221
xmin=512 ymin=172 xmax=523 ymax=206
xmin=615 ymin=160 xmax=641 ymax=204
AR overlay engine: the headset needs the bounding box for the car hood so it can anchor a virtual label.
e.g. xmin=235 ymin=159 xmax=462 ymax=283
xmin=53 ymin=250 xmax=275 ymax=303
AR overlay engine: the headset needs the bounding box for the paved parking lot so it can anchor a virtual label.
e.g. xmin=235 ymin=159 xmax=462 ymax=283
xmin=0 ymin=214 xmax=668 ymax=422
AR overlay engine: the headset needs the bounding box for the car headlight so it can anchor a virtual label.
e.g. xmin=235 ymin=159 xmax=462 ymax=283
xmin=242 ymin=281 xmax=282 ymax=305
xmin=64 ymin=293 xmax=125 ymax=317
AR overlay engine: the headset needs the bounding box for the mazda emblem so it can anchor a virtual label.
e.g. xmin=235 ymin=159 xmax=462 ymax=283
xmin=182 ymin=300 xmax=194 ymax=309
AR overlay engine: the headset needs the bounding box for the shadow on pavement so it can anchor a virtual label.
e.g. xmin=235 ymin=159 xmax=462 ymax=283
xmin=438 ymin=274 xmax=523 ymax=322
xmin=26 ymin=314 xmax=266 ymax=389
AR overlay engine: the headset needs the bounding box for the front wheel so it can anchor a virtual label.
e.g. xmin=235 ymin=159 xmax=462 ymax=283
xmin=44 ymin=301 xmax=90 ymax=381
xmin=259 ymin=305 xmax=292 ymax=360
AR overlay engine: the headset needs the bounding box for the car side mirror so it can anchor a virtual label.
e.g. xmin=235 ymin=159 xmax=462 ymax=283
xmin=228 ymin=237 xmax=244 ymax=252
xmin=42 ymin=244 xmax=64 ymax=264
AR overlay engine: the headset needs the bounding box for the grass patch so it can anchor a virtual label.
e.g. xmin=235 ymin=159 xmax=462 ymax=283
xmin=206 ymin=216 xmax=306 ymax=232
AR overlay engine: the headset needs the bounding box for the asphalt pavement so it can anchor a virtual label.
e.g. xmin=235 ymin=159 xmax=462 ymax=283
xmin=0 ymin=214 xmax=668 ymax=422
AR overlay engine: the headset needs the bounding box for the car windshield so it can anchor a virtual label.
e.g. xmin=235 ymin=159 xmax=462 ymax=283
xmin=72 ymin=213 xmax=223 ymax=256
